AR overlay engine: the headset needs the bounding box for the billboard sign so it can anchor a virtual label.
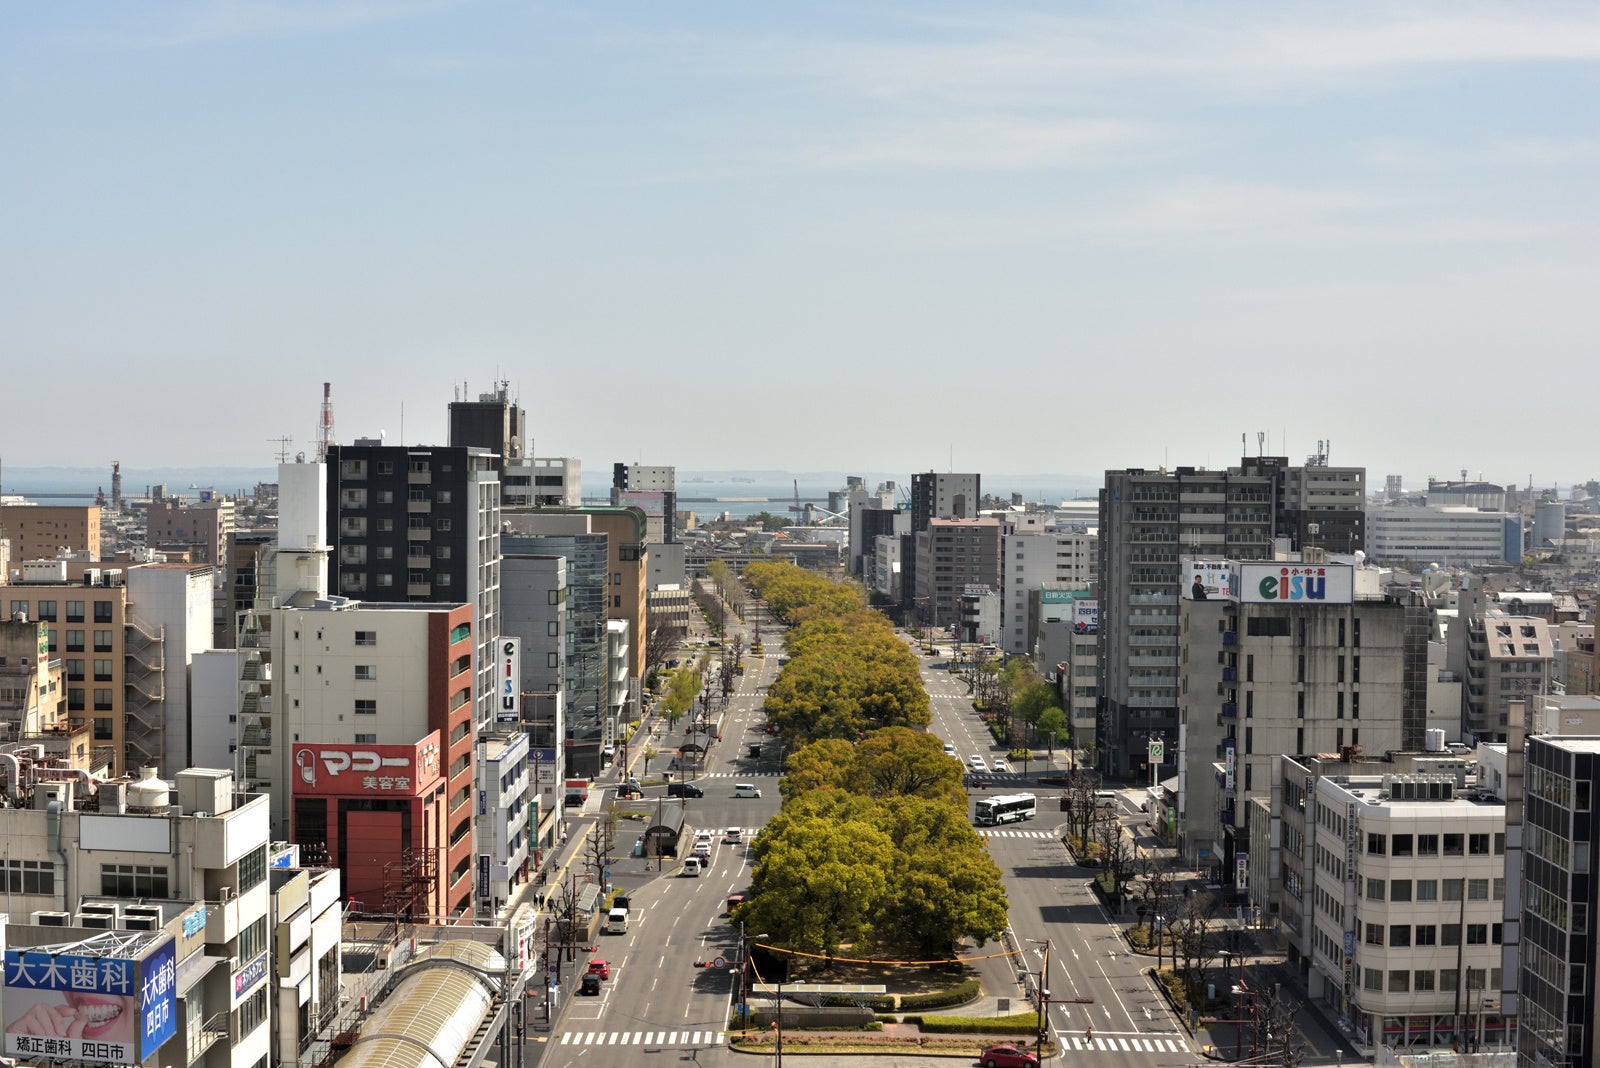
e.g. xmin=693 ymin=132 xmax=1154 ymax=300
xmin=1072 ymin=601 xmax=1099 ymax=634
xmin=1236 ymin=852 xmax=1248 ymax=891
xmin=292 ymin=735 xmax=442 ymax=797
xmin=962 ymin=584 xmax=993 ymax=597
xmin=498 ymin=638 xmax=521 ymax=723
xmin=1224 ymin=743 xmax=1236 ymax=791
xmin=1238 ymin=563 xmax=1353 ymax=604
xmin=4 ymin=935 xmax=177 ymax=1065
xmin=1185 ymin=561 xmax=1236 ymax=601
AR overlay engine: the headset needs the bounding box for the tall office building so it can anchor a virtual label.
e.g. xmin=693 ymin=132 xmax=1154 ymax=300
xmin=1097 ymin=457 xmax=1365 ymax=777
xmin=447 ymin=381 xmax=524 ymax=466
xmin=323 ymin=443 xmax=501 ymax=731
xmin=913 ymin=517 xmax=1002 ymax=631
xmin=904 ymin=471 xmax=980 ymax=621
xmin=612 ymin=463 xmax=675 ymax=544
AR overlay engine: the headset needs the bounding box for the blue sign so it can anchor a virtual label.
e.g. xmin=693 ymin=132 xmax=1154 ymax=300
xmin=1343 ymin=930 xmax=1355 ymax=959
xmin=3 ymin=936 xmax=177 ymax=1065
xmin=182 ymin=905 xmax=207 ymax=938
xmin=139 ymin=938 xmax=178 ymax=1061
xmin=233 ymin=952 xmax=268 ymax=999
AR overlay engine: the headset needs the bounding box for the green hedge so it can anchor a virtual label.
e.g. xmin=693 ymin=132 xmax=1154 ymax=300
xmin=915 ymin=1011 xmax=1041 ymax=1034
xmin=897 ymin=978 xmax=980 ymax=1011
xmin=821 ymin=994 xmax=896 ymax=1012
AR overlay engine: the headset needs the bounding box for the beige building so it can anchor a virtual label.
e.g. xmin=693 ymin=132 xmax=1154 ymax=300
xmin=147 ymin=496 xmax=235 ymax=565
xmin=0 ymin=503 xmax=101 ymax=561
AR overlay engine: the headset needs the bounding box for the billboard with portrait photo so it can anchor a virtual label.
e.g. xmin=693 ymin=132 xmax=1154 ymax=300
xmin=4 ymin=935 xmax=176 ymax=1065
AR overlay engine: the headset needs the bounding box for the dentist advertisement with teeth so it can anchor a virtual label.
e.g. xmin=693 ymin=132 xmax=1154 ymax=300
xmin=4 ymin=935 xmax=177 ymax=1064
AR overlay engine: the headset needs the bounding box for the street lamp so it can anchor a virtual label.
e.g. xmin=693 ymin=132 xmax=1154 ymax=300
xmin=1026 ymin=939 xmax=1052 ymax=1059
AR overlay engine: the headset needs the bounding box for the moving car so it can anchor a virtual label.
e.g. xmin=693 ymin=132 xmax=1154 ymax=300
xmin=667 ymin=782 xmax=704 ymax=798
xmin=943 ymin=742 xmax=958 ymax=756
xmin=682 ymin=856 xmax=702 ymax=876
xmin=979 ymin=1044 xmax=1039 ymax=1068
xmin=733 ymin=783 xmax=762 ymax=798
xmin=992 ymin=759 xmax=1010 ymax=774
xmin=725 ymin=826 xmax=743 ymax=844
xmin=587 ymin=959 xmax=611 ymax=979
xmin=969 ymin=756 xmax=989 ymax=774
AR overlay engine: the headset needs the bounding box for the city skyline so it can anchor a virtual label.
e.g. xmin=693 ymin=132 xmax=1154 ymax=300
xmin=4 ymin=3 xmax=1598 ymax=478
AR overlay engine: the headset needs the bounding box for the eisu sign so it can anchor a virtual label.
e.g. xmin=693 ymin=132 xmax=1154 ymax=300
xmin=1239 ymin=563 xmax=1353 ymax=604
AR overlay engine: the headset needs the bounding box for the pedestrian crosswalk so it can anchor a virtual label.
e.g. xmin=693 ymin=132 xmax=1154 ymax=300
xmin=558 ymin=1030 xmax=724 ymax=1046
xmin=979 ymin=829 xmax=1055 ymax=838
xmin=1058 ymin=1033 xmax=1188 ymax=1053
xmin=692 ymin=771 xmax=779 ymax=778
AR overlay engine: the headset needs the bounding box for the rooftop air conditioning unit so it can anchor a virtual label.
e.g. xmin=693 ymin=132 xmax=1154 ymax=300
xmin=123 ymin=914 xmax=159 ymax=931
xmin=77 ymin=903 xmax=120 ymax=929
xmin=31 ymin=911 xmax=70 ymax=926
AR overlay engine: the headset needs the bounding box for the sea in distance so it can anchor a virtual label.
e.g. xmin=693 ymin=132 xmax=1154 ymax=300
xmin=2 ymin=467 xmax=1098 ymax=522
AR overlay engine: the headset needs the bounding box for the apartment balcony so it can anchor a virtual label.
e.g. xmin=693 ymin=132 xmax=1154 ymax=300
xmin=1127 ymin=655 xmax=1177 ymax=668
xmin=1222 ymin=632 xmax=1238 ymax=646
xmin=408 ymin=548 xmax=430 ymax=561
xmin=408 ymin=469 xmax=432 ymax=485
xmin=1180 ymin=492 xmax=1226 ymax=504
xmin=1129 ymin=593 xmax=1178 ymax=606
xmin=1222 ymin=667 xmax=1238 ymax=682
xmin=406 ymin=527 xmax=432 ymax=542
xmin=1127 ymin=695 xmax=1173 ymax=708
xmin=1221 ymin=701 xmax=1238 ymax=718
xmin=1127 ymin=634 xmax=1178 ymax=647
xmin=1131 ymin=612 xmax=1178 ymax=626
xmin=1219 ymin=808 xmax=1236 ymax=828
xmin=407 ymin=582 xmax=433 ymax=597
xmin=407 ymin=499 xmax=432 ymax=513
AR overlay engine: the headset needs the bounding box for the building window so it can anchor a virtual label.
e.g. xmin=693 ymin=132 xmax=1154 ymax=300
xmin=93 ymin=601 xmax=113 ymax=623
xmin=94 ymin=717 xmax=114 ymax=741
xmin=94 ymin=688 xmax=113 ymax=711
xmin=1390 ymin=878 xmax=1411 ymax=901
xmin=66 ymin=601 xmax=85 ymax=623
xmin=1366 ymin=833 xmax=1386 ymax=855
xmin=1417 ymin=834 xmax=1439 ymax=856
xmin=377 ymin=460 xmax=394 ymax=475
xmin=355 ymin=665 xmax=377 ymax=681
xmin=1466 ymin=924 xmax=1488 ymax=945
xmin=436 ymin=546 xmax=451 ymax=560
xmin=238 ymin=846 xmax=267 ymax=894
xmin=376 ymin=574 xmax=393 ymax=587
xmin=1389 ymin=970 xmax=1409 ymax=992
xmin=450 ymin=623 xmax=471 ymax=644
xmin=101 ymin=864 xmax=168 ymax=898
xmin=436 ymin=518 xmax=453 ymax=531
xmin=2 ymin=859 xmax=54 ymax=894
xmin=67 ymin=688 xmax=84 ymax=711
xmin=237 ymin=986 xmax=269 ymax=1037
xmin=355 ymin=733 xmax=377 ymax=744
xmin=1363 ymin=969 xmax=1382 ymax=991
xmin=238 ymin=908 xmax=267 ymax=959
xmin=1389 ymin=925 xmax=1411 ymax=947
xmin=93 ymin=630 xmax=113 ymax=652
xmin=1442 ymin=924 xmax=1461 ymax=946
xmin=65 ymin=630 xmax=84 ymax=652
xmin=1391 ymin=833 xmax=1412 ymax=857
xmin=93 ymin=659 xmax=113 ymax=681
xmin=36 ymin=601 xmax=56 ymax=622
xmin=66 ymin=659 xmax=85 ymax=681
xmin=1415 ymin=925 xmax=1437 ymax=946
xmin=1417 ymin=880 xmax=1437 ymax=901
xmin=355 ymin=631 xmax=376 ymax=646
xmin=1468 ymin=878 xmax=1489 ymax=900
xmin=355 ymin=699 xmax=377 ymax=715
xmin=1366 ymin=879 xmax=1385 ymax=902
xmin=1469 ymin=833 xmax=1490 ymax=855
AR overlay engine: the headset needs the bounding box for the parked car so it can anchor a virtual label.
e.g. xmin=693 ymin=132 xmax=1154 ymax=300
xmin=979 ymin=1045 xmax=1039 ymax=1068
xmin=733 ymin=783 xmax=762 ymax=798
xmin=580 ymin=973 xmax=602 ymax=996
xmin=587 ymin=959 xmax=611 ymax=979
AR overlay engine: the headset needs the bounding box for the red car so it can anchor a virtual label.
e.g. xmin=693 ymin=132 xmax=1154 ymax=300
xmin=586 ymin=959 xmax=610 ymax=980
xmin=979 ymin=1045 xmax=1039 ymax=1068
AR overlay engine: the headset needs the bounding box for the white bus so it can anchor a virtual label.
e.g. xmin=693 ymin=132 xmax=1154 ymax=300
xmin=975 ymin=793 xmax=1037 ymax=826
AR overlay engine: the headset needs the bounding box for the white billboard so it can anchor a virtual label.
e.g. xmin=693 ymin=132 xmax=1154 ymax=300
xmin=1185 ymin=560 xmax=1236 ymax=601
xmin=1238 ymin=564 xmax=1353 ymax=604
xmin=498 ymin=638 xmax=521 ymax=723
xmin=1072 ymin=601 xmax=1098 ymax=634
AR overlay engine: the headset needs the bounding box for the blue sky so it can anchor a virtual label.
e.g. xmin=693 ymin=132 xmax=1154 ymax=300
xmin=4 ymin=2 xmax=1598 ymax=489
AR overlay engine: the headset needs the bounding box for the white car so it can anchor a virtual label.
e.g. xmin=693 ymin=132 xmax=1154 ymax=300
xmin=992 ymin=759 xmax=1010 ymax=774
xmin=943 ymin=742 xmax=958 ymax=756
xmin=969 ymin=756 xmax=988 ymax=773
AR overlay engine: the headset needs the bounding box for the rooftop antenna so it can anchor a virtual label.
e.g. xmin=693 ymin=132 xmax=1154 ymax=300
xmin=268 ymin=436 xmax=293 ymax=463
xmin=1257 ymin=431 xmax=1265 ymax=458
xmin=316 ymin=382 xmax=334 ymax=461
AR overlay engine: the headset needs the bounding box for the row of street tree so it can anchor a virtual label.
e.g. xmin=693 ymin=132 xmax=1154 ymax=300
xmin=737 ymin=563 xmax=1007 ymax=961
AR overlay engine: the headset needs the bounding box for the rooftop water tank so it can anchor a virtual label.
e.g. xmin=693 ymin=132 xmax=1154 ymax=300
xmin=127 ymin=766 xmax=170 ymax=811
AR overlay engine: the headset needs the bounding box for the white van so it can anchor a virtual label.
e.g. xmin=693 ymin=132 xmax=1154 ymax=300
xmin=682 ymin=856 xmax=702 ymax=877
xmin=606 ymin=907 xmax=629 ymax=934
xmin=1094 ymin=790 xmax=1120 ymax=810
xmin=733 ymin=783 xmax=762 ymax=798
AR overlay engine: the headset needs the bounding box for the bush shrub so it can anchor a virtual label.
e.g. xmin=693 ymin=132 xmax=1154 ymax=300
xmin=917 ymin=1011 xmax=1041 ymax=1034
xmin=898 ymin=978 xmax=980 ymax=1011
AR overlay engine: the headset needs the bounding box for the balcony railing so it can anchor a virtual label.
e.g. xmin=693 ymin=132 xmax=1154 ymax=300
xmin=1222 ymin=632 xmax=1238 ymax=646
xmin=1221 ymin=701 xmax=1238 ymax=718
xmin=1222 ymin=667 xmax=1238 ymax=682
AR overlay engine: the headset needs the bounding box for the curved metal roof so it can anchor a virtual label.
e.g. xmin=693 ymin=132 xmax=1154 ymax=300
xmin=339 ymin=940 xmax=507 ymax=1068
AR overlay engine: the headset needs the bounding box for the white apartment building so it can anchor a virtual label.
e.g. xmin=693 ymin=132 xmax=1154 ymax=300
xmin=1300 ymin=771 xmax=1509 ymax=1053
xmin=0 ymin=764 xmax=276 ymax=1068
xmin=1001 ymin=527 xmax=1096 ymax=657
xmin=503 ymin=456 xmax=582 ymax=508
xmin=126 ymin=562 xmax=217 ymax=776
